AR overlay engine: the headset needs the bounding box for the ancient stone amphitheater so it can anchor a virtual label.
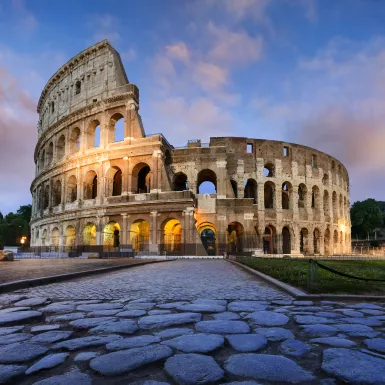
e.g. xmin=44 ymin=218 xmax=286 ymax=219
xmin=30 ymin=40 xmax=351 ymax=256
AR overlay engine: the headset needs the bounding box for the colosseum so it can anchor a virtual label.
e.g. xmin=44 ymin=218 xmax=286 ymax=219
xmin=30 ymin=40 xmax=351 ymax=257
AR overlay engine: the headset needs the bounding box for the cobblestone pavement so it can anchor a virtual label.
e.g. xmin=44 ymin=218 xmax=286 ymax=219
xmin=0 ymin=258 xmax=157 ymax=284
xmin=0 ymin=261 xmax=384 ymax=384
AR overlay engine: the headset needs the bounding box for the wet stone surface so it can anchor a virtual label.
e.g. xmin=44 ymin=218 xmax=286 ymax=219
xmin=0 ymin=260 xmax=384 ymax=384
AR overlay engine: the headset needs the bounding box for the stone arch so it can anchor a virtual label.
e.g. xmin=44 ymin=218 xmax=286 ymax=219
xmin=227 ymin=222 xmax=244 ymax=254
xmin=43 ymin=185 xmax=50 ymax=209
xmin=298 ymin=183 xmax=307 ymax=208
xmin=174 ymin=172 xmax=188 ymax=191
xmin=264 ymin=162 xmax=274 ymax=177
xmin=333 ymin=229 xmax=339 ymax=254
xmin=67 ymin=175 xmax=77 ymax=203
xmin=263 ymin=225 xmax=277 ymax=254
xmin=130 ymin=219 xmax=150 ymax=252
xmin=53 ymin=180 xmax=62 ymax=206
xmin=197 ymin=222 xmax=217 ymax=256
xmin=105 ymin=166 xmax=122 ymax=197
xmin=84 ymin=170 xmax=98 ymax=199
xmin=282 ymin=226 xmax=291 ymax=254
xmin=332 ymin=191 xmax=338 ymax=217
xmin=56 ymin=135 xmax=65 ymax=160
xmin=41 ymin=229 xmax=48 ymax=247
xmin=40 ymin=150 xmax=45 ymax=172
xmin=51 ymin=227 xmax=60 ymax=247
xmin=264 ymin=181 xmax=275 ymax=209
xmin=86 ymin=119 xmax=101 ymax=148
xmin=282 ymin=181 xmax=292 ymax=210
xmin=132 ymin=162 xmax=151 ymax=194
xmin=75 ymin=80 xmax=81 ymax=95
xmin=197 ymin=169 xmax=217 ymax=194
xmin=300 ymin=228 xmax=309 ymax=254
xmin=324 ymin=228 xmax=331 ymax=255
xmin=83 ymin=222 xmax=97 ymax=246
xmin=339 ymin=194 xmax=343 ymax=217
xmin=322 ymin=173 xmax=329 ymax=185
xmin=230 ymin=179 xmax=238 ymax=198
xmin=161 ymin=218 xmax=182 ymax=253
xmin=70 ymin=127 xmax=81 ymax=154
xmin=313 ymin=228 xmax=321 ymax=254
xmin=109 ymin=112 xmax=125 ymax=143
xmin=244 ymin=179 xmax=257 ymax=204
xmin=323 ymin=190 xmax=330 ymax=217
xmin=104 ymin=221 xmax=120 ymax=247
xmin=46 ymin=142 xmax=53 ymax=165
xmin=64 ymin=225 xmax=76 ymax=247
xmin=311 ymin=185 xmax=320 ymax=209
xmin=340 ymin=231 xmax=344 ymax=254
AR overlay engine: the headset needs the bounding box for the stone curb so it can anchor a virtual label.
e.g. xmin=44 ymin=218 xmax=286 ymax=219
xmin=227 ymin=259 xmax=385 ymax=301
xmin=0 ymin=259 xmax=175 ymax=295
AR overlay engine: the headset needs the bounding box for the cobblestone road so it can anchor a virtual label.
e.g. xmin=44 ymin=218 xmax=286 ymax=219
xmin=0 ymin=260 xmax=384 ymax=384
xmin=16 ymin=260 xmax=290 ymax=300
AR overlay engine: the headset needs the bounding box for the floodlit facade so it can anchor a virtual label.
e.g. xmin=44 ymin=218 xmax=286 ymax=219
xmin=30 ymin=40 xmax=351 ymax=256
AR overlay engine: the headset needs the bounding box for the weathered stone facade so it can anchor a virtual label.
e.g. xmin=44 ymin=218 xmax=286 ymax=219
xmin=30 ymin=40 xmax=351 ymax=256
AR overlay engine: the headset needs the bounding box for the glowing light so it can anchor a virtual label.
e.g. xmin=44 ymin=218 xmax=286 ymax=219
xmin=339 ymin=224 xmax=346 ymax=232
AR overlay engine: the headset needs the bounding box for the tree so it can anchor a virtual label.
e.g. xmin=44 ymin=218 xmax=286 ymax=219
xmin=351 ymin=199 xmax=383 ymax=239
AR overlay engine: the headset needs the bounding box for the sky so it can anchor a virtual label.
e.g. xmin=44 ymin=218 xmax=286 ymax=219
xmin=1 ymin=0 xmax=385 ymax=214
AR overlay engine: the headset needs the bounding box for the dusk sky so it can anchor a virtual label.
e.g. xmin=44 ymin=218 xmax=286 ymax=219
xmin=1 ymin=0 xmax=385 ymax=214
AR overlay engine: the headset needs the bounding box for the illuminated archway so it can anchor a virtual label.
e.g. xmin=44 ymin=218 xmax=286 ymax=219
xmin=130 ymin=219 xmax=150 ymax=252
xmin=132 ymin=163 xmax=151 ymax=194
xmin=103 ymin=221 xmax=120 ymax=247
xmin=64 ymin=226 xmax=76 ymax=247
xmin=227 ymin=222 xmax=244 ymax=254
xmin=83 ymin=223 xmax=97 ymax=246
xmin=41 ymin=229 xmax=48 ymax=247
xmin=162 ymin=218 xmax=182 ymax=253
xmin=263 ymin=225 xmax=277 ymax=254
xmin=197 ymin=222 xmax=217 ymax=256
xmin=51 ymin=227 xmax=59 ymax=247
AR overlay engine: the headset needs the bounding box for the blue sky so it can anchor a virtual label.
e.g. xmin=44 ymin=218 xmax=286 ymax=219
xmin=1 ymin=0 xmax=385 ymax=214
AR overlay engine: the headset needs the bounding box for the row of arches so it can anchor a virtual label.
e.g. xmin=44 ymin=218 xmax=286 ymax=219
xmin=37 ymin=113 xmax=125 ymax=173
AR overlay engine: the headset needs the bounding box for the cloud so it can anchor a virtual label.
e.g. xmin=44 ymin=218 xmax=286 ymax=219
xmin=11 ymin=0 xmax=38 ymax=33
xmin=219 ymin=0 xmax=272 ymax=22
xmin=0 ymin=67 xmax=37 ymax=214
xmin=86 ymin=14 xmax=121 ymax=44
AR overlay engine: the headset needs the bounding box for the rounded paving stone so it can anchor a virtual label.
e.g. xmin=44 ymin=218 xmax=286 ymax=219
xmin=89 ymin=319 xmax=138 ymax=334
xmin=195 ymin=320 xmax=250 ymax=334
xmin=0 ymin=311 xmax=42 ymax=325
xmin=310 ymin=337 xmax=356 ymax=348
xmin=226 ymin=334 xmax=267 ymax=352
xmin=228 ymin=301 xmax=268 ymax=312
xmin=293 ymin=301 xmax=313 ymax=306
xmin=351 ymin=303 xmax=383 ymax=310
xmin=39 ymin=303 xmax=75 ymax=313
xmin=148 ymin=310 xmax=171 ymax=315
xmin=255 ymin=327 xmax=294 ymax=341
xmin=53 ymin=334 xmax=121 ymax=351
xmin=279 ymin=339 xmax=311 ymax=357
xmin=212 ymin=312 xmax=240 ymax=320
xmin=0 ymin=333 xmax=32 ymax=345
xmin=272 ymin=300 xmax=293 ymax=306
xmin=90 ymin=344 xmax=173 ymax=376
xmin=154 ymin=328 xmax=194 ymax=339
xmin=342 ymin=310 xmax=365 ymax=318
xmin=0 ymin=364 xmax=27 ymax=383
xmin=77 ymin=303 xmax=123 ymax=312
xmin=248 ymin=311 xmax=289 ymax=326
xmin=106 ymin=335 xmax=161 ymax=350
xmin=124 ymin=303 xmax=155 ymax=310
xmin=69 ymin=317 xmax=116 ymax=329
xmin=0 ymin=343 xmax=48 ymax=363
xmin=32 ymin=371 xmax=93 ymax=384
xmin=0 ymin=326 xmax=24 ymax=336
xmin=300 ymin=324 xmax=339 ymax=337
xmin=364 ymin=338 xmax=385 ymax=353
xmin=116 ymin=309 xmax=147 ymax=317
xmin=25 ymin=353 xmax=69 ymax=375
xmin=14 ymin=297 xmax=48 ymax=307
xmin=31 ymin=324 xmax=61 ymax=333
xmin=294 ymin=315 xmax=333 ymax=325
xmin=31 ymin=331 xmax=73 ymax=343
xmin=162 ymin=333 xmax=224 ymax=353
xmin=74 ymin=352 xmax=99 ymax=361
xmin=53 ymin=312 xmax=85 ymax=321
xmin=157 ymin=301 xmax=189 ymax=309
xmin=164 ymin=353 xmax=224 ymax=385
xmin=335 ymin=324 xmax=378 ymax=337
xmin=225 ymin=353 xmax=314 ymax=383
xmin=177 ymin=303 xmax=226 ymax=313
xmin=342 ymin=317 xmax=383 ymax=327
xmin=322 ymin=348 xmax=385 ymax=384
xmin=139 ymin=313 xmax=202 ymax=329
xmin=89 ymin=309 xmax=121 ymax=316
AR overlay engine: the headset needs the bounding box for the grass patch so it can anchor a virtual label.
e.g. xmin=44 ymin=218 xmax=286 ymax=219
xmin=237 ymin=257 xmax=385 ymax=295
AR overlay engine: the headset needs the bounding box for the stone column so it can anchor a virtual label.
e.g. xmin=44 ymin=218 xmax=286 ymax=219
xmin=237 ymin=160 xmax=244 ymax=198
xmin=319 ymin=234 xmax=325 ymax=255
xmin=96 ymin=217 xmax=103 ymax=246
xmin=218 ymin=215 xmax=227 ymax=255
xmin=121 ymin=214 xmax=128 ymax=245
xmin=216 ymin=160 xmax=227 ymax=198
xmin=150 ymin=211 xmax=159 ymax=253
xmin=151 ymin=150 xmax=162 ymax=192
xmin=243 ymin=213 xmax=255 ymax=251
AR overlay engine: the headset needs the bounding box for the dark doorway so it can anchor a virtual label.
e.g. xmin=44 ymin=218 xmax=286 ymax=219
xmin=201 ymin=229 xmax=216 ymax=256
xmin=138 ymin=166 xmax=150 ymax=193
xmin=112 ymin=170 xmax=122 ymax=196
xmin=282 ymin=227 xmax=291 ymax=254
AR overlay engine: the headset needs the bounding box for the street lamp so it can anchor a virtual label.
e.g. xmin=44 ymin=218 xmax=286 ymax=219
xmin=20 ymin=236 xmax=27 ymax=245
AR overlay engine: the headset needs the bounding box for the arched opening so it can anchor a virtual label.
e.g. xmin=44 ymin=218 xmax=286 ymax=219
xmin=46 ymin=142 xmax=53 ymax=165
xmin=227 ymin=222 xmax=244 ymax=254
xmin=263 ymin=226 xmax=276 ymax=254
xmin=53 ymin=180 xmax=62 ymax=206
xmin=64 ymin=225 xmax=76 ymax=248
xmin=70 ymin=127 xmax=81 ymax=154
xmin=86 ymin=120 xmax=101 ymax=148
xmin=83 ymin=223 xmax=97 ymax=246
xmin=282 ymin=182 xmax=292 ymax=210
xmin=40 ymin=150 xmax=45 ymax=171
xmin=311 ymin=186 xmax=320 ymax=209
xmin=282 ymin=226 xmax=291 ymax=254
xmin=104 ymin=221 xmax=120 ymax=247
xmin=197 ymin=223 xmax=217 ymax=256
xmin=84 ymin=171 xmax=98 ymax=199
xmin=244 ymin=179 xmax=257 ymax=204
xmin=339 ymin=194 xmax=343 ymax=217
xmin=314 ymin=228 xmax=320 ymax=254
xmin=110 ymin=113 xmax=124 ymax=142
xmin=112 ymin=169 xmax=122 ymax=196
xmin=50 ymin=101 xmax=55 ymax=114
xmin=174 ymin=172 xmax=188 ymax=191
xmin=264 ymin=163 xmax=274 ymax=177
xmin=137 ymin=165 xmax=150 ymax=193
xmin=162 ymin=218 xmax=182 ymax=253
xmin=130 ymin=219 xmax=150 ymax=252
xmin=340 ymin=231 xmax=344 ymax=254
xmin=298 ymin=184 xmax=307 ymax=208
xmin=197 ymin=169 xmax=217 ymax=194
xmin=322 ymin=174 xmax=329 ymax=185
xmin=75 ymin=80 xmax=81 ymax=95
xmin=51 ymin=227 xmax=60 ymax=247
xmin=324 ymin=229 xmax=331 ymax=255
xmin=333 ymin=230 xmax=339 ymax=254
xmin=323 ymin=190 xmax=330 ymax=217
xmin=230 ymin=179 xmax=238 ymax=198
xmin=56 ymin=135 xmax=65 ymax=160
xmin=332 ymin=191 xmax=338 ymax=217
xmin=300 ymin=228 xmax=309 ymax=254
xmin=43 ymin=185 xmax=50 ymax=209
xmin=41 ymin=229 xmax=47 ymax=247
xmin=67 ymin=175 xmax=77 ymax=203
xmin=264 ymin=181 xmax=275 ymax=209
